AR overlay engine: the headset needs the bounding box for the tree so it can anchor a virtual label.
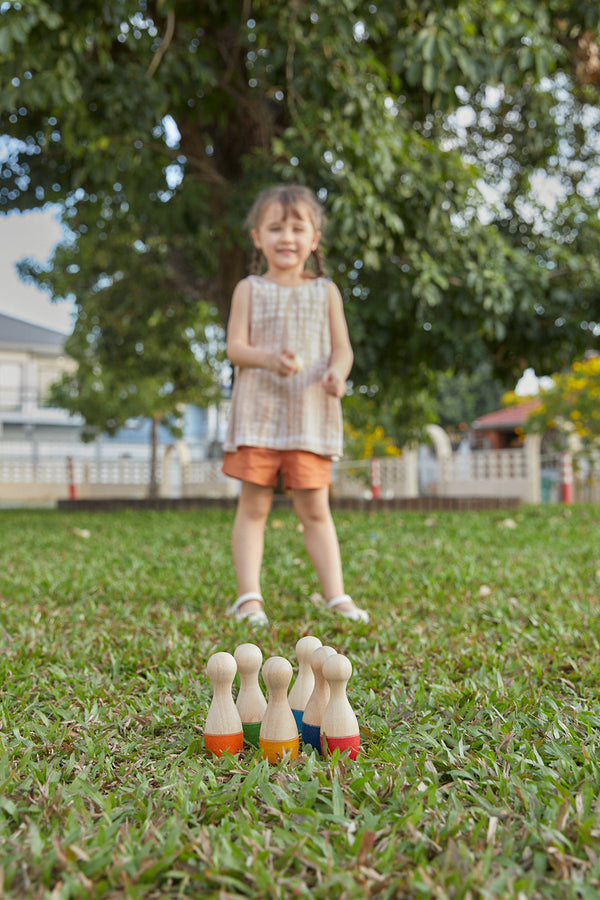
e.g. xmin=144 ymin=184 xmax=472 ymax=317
xmin=517 ymin=354 xmax=600 ymax=460
xmin=1 ymin=0 xmax=600 ymax=445
xmin=343 ymin=386 xmax=408 ymax=459
xmin=29 ymin=172 xmax=223 ymax=497
xmin=45 ymin=231 xmax=223 ymax=495
xmin=436 ymin=362 xmax=505 ymax=431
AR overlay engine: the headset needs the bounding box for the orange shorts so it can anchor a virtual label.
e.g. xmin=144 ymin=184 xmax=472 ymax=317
xmin=222 ymin=446 xmax=332 ymax=490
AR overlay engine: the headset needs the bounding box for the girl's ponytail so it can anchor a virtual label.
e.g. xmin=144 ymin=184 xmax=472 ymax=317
xmin=312 ymin=245 xmax=326 ymax=278
xmin=250 ymin=246 xmax=263 ymax=275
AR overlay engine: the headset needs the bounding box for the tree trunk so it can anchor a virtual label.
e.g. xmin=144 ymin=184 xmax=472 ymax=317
xmin=149 ymin=416 xmax=159 ymax=499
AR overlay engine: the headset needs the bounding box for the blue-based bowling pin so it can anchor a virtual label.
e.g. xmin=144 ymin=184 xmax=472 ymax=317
xmin=301 ymin=645 xmax=336 ymax=754
xmin=288 ymin=635 xmax=322 ymax=733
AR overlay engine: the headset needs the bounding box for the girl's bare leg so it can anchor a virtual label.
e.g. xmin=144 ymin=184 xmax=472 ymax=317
xmin=231 ymin=481 xmax=274 ymax=613
xmin=291 ymin=486 xmax=357 ymax=613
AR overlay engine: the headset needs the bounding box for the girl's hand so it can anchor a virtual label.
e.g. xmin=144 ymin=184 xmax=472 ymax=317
xmin=322 ymin=367 xmax=346 ymax=398
xmin=267 ymin=349 xmax=302 ymax=376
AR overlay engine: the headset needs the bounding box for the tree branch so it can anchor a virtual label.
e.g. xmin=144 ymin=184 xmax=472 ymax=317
xmin=146 ymin=8 xmax=176 ymax=77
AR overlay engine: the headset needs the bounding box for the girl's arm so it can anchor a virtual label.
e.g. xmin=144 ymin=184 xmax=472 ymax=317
xmin=322 ymin=282 xmax=354 ymax=398
xmin=226 ymin=279 xmax=297 ymax=376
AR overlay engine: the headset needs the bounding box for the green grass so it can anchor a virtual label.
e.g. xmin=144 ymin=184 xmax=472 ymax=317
xmin=1 ymin=504 xmax=599 ymax=899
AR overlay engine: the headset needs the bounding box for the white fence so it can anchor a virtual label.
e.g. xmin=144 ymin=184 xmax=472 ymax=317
xmin=0 ymin=439 xmax=598 ymax=505
xmin=436 ymin=443 xmax=540 ymax=503
xmin=0 ymin=457 xmax=154 ymax=503
xmin=332 ymin=451 xmax=419 ymax=500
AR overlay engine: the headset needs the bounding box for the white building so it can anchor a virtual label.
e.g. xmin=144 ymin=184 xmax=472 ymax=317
xmin=0 ymin=312 xmax=80 ymax=450
xmin=0 ymin=311 xmax=227 ymax=464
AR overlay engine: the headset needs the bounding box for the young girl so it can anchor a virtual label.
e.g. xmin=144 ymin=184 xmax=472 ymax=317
xmin=222 ymin=184 xmax=369 ymax=626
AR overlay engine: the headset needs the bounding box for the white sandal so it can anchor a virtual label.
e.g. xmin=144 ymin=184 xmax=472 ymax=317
xmin=326 ymin=594 xmax=370 ymax=623
xmin=228 ymin=592 xmax=269 ymax=626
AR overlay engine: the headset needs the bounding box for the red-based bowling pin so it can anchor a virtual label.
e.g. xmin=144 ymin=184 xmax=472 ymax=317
xmin=259 ymin=656 xmax=299 ymax=763
xmin=301 ymin=645 xmax=336 ymax=754
xmin=320 ymin=653 xmax=360 ymax=760
xmin=204 ymin=651 xmax=244 ymax=757
xmin=288 ymin=635 xmax=323 ymax=734
xmin=234 ymin=642 xmax=267 ymax=747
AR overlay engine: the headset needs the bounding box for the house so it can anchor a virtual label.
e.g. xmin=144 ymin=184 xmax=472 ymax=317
xmin=0 ymin=311 xmax=80 ymax=446
xmin=471 ymin=399 xmax=541 ymax=450
xmin=0 ymin=311 xmax=227 ymax=463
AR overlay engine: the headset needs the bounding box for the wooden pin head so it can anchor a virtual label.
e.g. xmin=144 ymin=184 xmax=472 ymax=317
xmin=295 ymin=634 xmax=323 ymax=663
xmin=261 ymin=655 xmax=293 ymax=699
xmin=234 ymin=642 xmax=263 ymax=681
xmin=206 ymin=650 xmax=237 ymax=692
xmin=322 ymin=652 xmax=353 ymax=690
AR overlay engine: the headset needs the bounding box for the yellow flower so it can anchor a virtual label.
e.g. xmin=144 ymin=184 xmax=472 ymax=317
xmin=583 ymin=356 xmax=600 ymax=376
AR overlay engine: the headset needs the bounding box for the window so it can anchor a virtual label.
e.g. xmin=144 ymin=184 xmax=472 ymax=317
xmin=0 ymin=363 xmax=22 ymax=410
xmin=38 ymin=364 xmax=63 ymax=408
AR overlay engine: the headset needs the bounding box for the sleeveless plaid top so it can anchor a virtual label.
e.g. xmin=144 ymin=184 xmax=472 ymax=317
xmin=224 ymin=276 xmax=344 ymax=459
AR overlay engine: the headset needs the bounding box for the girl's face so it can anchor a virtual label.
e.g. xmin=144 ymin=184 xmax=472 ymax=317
xmin=251 ymin=201 xmax=321 ymax=276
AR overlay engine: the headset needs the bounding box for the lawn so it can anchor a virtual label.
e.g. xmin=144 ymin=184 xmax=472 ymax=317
xmin=0 ymin=504 xmax=599 ymax=899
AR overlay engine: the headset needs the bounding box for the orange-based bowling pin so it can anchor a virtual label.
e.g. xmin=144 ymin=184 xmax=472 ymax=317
xmin=234 ymin=642 xmax=267 ymax=748
xmin=301 ymin=645 xmax=336 ymax=754
xmin=204 ymin=651 xmax=244 ymax=757
xmin=288 ymin=635 xmax=323 ymax=734
xmin=259 ymin=656 xmax=299 ymax=763
xmin=320 ymin=653 xmax=360 ymax=760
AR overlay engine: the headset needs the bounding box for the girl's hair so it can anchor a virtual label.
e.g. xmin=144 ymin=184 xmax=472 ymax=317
xmin=247 ymin=184 xmax=326 ymax=277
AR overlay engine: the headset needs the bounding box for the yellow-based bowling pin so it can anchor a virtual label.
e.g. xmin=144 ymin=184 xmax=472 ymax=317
xmin=259 ymin=656 xmax=299 ymax=763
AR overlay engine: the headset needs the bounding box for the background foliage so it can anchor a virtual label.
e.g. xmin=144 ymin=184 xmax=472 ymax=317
xmin=519 ymin=353 xmax=600 ymax=459
xmin=1 ymin=1 xmax=600 ymax=439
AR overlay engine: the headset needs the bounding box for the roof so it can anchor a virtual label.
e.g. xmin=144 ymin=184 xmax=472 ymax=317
xmin=0 ymin=311 xmax=67 ymax=354
xmin=472 ymin=399 xmax=541 ymax=431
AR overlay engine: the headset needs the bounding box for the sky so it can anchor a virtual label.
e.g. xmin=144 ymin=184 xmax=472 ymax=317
xmin=0 ymin=207 xmax=74 ymax=334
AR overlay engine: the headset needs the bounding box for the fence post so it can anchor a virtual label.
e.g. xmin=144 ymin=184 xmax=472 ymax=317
xmin=370 ymin=457 xmax=381 ymax=500
xmin=524 ymin=434 xmax=541 ymax=503
xmin=66 ymin=456 xmax=78 ymax=500
xmin=561 ymin=450 xmax=573 ymax=504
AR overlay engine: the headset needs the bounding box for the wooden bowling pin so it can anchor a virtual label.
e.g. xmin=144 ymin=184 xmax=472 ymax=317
xmin=259 ymin=656 xmax=300 ymax=763
xmin=301 ymin=645 xmax=336 ymax=754
xmin=204 ymin=651 xmax=244 ymax=757
xmin=288 ymin=635 xmax=323 ymax=733
xmin=234 ymin=642 xmax=267 ymax=747
xmin=321 ymin=653 xmax=360 ymax=760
